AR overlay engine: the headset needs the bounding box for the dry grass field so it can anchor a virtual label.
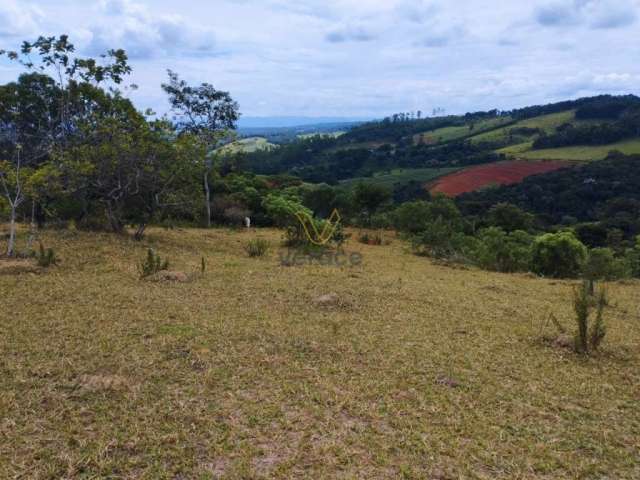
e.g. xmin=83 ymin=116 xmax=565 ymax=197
xmin=1 ymin=227 xmax=639 ymax=479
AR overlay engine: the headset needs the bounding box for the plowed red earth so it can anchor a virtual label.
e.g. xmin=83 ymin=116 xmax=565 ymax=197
xmin=429 ymin=160 xmax=570 ymax=197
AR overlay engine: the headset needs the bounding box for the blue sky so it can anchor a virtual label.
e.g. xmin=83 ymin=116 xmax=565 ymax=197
xmin=0 ymin=0 xmax=639 ymax=118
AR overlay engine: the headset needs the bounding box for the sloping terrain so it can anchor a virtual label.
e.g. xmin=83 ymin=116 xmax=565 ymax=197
xmin=429 ymin=160 xmax=571 ymax=196
xmin=1 ymin=227 xmax=639 ymax=478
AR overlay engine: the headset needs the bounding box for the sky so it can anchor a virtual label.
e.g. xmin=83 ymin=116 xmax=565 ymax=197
xmin=0 ymin=0 xmax=639 ymax=120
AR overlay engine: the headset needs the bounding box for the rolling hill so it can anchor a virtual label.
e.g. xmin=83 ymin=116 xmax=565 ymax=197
xmin=242 ymin=94 xmax=640 ymax=195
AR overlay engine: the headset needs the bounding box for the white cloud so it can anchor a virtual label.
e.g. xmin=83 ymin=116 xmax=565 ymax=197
xmin=0 ymin=0 xmax=43 ymax=38
xmin=0 ymin=0 xmax=639 ymax=117
xmin=534 ymin=0 xmax=638 ymax=29
xmin=86 ymin=0 xmax=217 ymax=59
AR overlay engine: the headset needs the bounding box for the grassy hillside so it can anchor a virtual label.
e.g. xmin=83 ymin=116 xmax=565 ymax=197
xmin=413 ymin=117 xmax=512 ymax=145
xmin=518 ymin=138 xmax=640 ymax=161
xmin=2 ymin=227 xmax=640 ymax=478
xmin=219 ymin=136 xmax=276 ymax=154
xmin=338 ymin=167 xmax=460 ymax=189
xmin=470 ymin=110 xmax=576 ymax=144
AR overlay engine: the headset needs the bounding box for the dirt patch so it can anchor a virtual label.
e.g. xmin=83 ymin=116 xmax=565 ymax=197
xmin=429 ymin=160 xmax=570 ymax=196
xmin=0 ymin=258 xmax=42 ymax=275
xmin=312 ymin=292 xmax=353 ymax=310
xmin=146 ymin=270 xmax=190 ymax=282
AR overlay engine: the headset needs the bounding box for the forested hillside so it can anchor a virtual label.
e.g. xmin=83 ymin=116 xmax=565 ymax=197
xmin=243 ymin=95 xmax=640 ymax=188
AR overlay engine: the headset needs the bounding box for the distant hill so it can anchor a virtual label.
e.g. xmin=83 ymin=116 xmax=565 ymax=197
xmin=240 ymin=95 xmax=640 ymax=194
xmin=238 ymin=116 xmax=372 ymax=129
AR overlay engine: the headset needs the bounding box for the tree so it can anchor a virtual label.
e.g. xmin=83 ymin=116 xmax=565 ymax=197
xmin=162 ymin=70 xmax=240 ymax=227
xmin=486 ymin=202 xmax=534 ymax=232
xmin=353 ymin=183 xmax=391 ymax=225
xmin=531 ymin=231 xmax=588 ymax=278
xmin=0 ymin=35 xmax=131 ymax=252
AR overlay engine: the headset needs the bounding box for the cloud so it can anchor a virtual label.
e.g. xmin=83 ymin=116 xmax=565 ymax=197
xmin=325 ymin=24 xmax=376 ymax=43
xmin=420 ymin=25 xmax=466 ymax=48
xmin=583 ymin=0 xmax=638 ymax=28
xmin=87 ymin=0 xmax=217 ymax=59
xmin=394 ymin=0 xmax=439 ymax=23
xmin=535 ymin=0 xmax=638 ymax=29
xmin=0 ymin=0 xmax=42 ymax=38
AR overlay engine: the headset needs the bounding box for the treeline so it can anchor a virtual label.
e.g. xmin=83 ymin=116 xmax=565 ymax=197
xmin=457 ymin=152 xmax=640 ymax=252
xmin=245 ymin=136 xmax=504 ymax=184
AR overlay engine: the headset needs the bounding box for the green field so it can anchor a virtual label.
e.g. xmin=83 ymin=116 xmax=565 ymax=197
xmin=298 ymin=131 xmax=345 ymax=140
xmin=218 ymin=137 xmax=277 ymax=154
xmin=413 ymin=117 xmax=512 ymax=145
xmin=339 ymin=167 xmax=460 ymax=189
xmin=517 ymin=138 xmax=640 ymax=161
xmin=470 ymin=110 xmax=576 ymax=144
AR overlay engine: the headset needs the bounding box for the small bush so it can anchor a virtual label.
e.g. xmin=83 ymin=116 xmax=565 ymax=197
xmin=573 ymin=281 xmax=607 ymax=354
xmin=36 ymin=242 xmax=57 ymax=267
xmin=582 ymin=247 xmax=627 ymax=282
xmin=358 ymin=232 xmax=383 ymax=245
xmin=245 ymin=238 xmax=270 ymax=257
xmin=140 ymin=248 xmax=169 ymax=278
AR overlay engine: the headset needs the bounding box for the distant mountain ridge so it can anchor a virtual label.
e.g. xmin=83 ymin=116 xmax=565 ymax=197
xmin=238 ymin=116 xmax=372 ymax=129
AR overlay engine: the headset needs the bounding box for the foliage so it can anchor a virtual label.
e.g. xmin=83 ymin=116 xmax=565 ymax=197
xmin=531 ymin=231 xmax=588 ymax=278
xmin=582 ymin=247 xmax=627 ymax=282
xmin=473 ymin=228 xmax=533 ymax=272
xmin=245 ymin=238 xmax=270 ymax=257
xmin=139 ymin=248 xmax=169 ymax=278
xmin=486 ymin=202 xmax=535 ymax=232
xmin=358 ymin=231 xmax=383 ymax=245
xmin=35 ymin=242 xmax=57 ymax=267
xmin=573 ymin=281 xmax=608 ymax=354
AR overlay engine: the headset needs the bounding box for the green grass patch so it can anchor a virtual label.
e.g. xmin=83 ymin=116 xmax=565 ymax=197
xmin=413 ymin=117 xmax=513 ymax=145
xmin=519 ymin=138 xmax=640 ymax=161
xmin=339 ymin=167 xmax=460 ymax=189
xmin=218 ymin=136 xmax=276 ymax=154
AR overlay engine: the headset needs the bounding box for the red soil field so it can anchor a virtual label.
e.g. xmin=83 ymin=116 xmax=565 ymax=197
xmin=429 ymin=160 xmax=571 ymax=197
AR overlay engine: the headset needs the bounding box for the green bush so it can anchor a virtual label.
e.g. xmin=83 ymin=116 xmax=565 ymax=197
xmin=473 ymin=228 xmax=533 ymax=272
xmin=623 ymin=235 xmax=640 ymax=277
xmin=531 ymin=231 xmax=588 ymax=278
xmin=358 ymin=231 xmax=383 ymax=245
xmin=573 ymin=281 xmax=607 ymax=354
xmin=245 ymin=238 xmax=270 ymax=257
xmin=582 ymin=247 xmax=628 ymax=282
xmin=139 ymin=248 xmax=169 ymax=278
xmin=36 ymin=242 xmax=57 ymax=267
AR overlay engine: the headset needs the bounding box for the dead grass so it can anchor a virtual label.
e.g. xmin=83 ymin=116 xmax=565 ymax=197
xmin=1 ymin=226 xmax=639 ymax=478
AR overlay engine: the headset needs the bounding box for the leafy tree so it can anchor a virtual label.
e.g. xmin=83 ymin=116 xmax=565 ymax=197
xmin=474 ymin=227 xmax=533 ymax=272
xmin=353 ymin=183 xmax=391 ymax=225
xmin=0 ymin=35 xmax=131 ymax=252
xmin=531 ymin=231 xmax=588 ymax=278
xmin=162 ymin=70 xmax=239 ymax=227
xmin=486 ymin=202 xmax=535 ymax=232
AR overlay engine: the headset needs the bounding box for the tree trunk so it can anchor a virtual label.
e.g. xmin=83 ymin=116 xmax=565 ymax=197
xmin=27 ymin=199 xmax=37 ymax=252
xmin=204 ymin=170 xmax=211 ymax=228
xmin=7 ymin=204 xmax=17 ymax=257
xmin=134 ymin=223 xmax=147 ymax=241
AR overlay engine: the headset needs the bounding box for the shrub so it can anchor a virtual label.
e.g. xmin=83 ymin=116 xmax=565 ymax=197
xmin=245 ymin=238 xmax=270 ymax=257
xmin=531 ymin=231 xmax=588 ymax=278
xmin=36 ymin=242 xmax=57 ymax=267
xmin=486 ymin=202 xmax=535 ymax=232
xmin=582 ymin=247 xmax=627 ymax=283
xmin=473 ymin=228 xmax=533 ymax=272
xmin=139 ymin=248 xmax=169 ymax=278
xmin=573 ymin=281 xmax=607 ymax=354
xmin=358 ymin=231 xmax=383 ymax=245
xmin=623 ymin=235 xmax=640 ymax=277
